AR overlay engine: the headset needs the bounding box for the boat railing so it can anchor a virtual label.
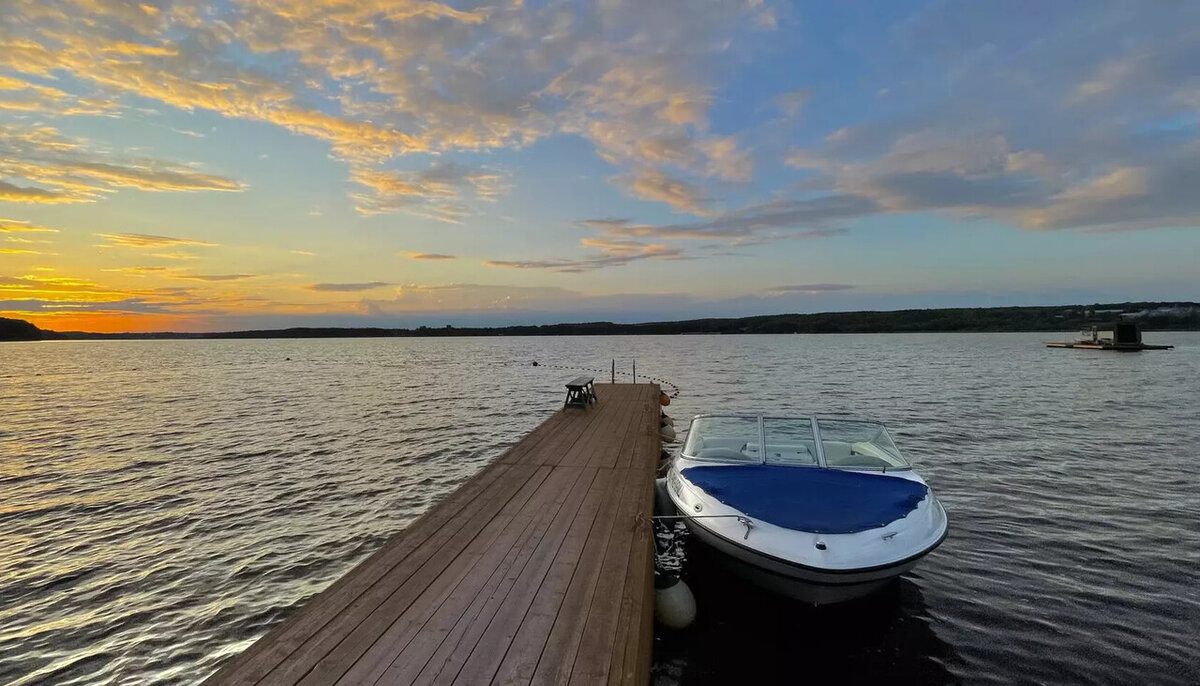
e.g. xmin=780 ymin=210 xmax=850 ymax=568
xmin=651 ymin=513 xmax=755 ymax=540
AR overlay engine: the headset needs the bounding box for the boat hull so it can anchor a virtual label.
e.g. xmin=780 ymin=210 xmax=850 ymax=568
xmin=683 ymin=517 xmax=940 ymax=604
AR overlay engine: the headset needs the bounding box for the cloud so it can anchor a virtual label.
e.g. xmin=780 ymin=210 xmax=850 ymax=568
xmin=402 ymin=252 xmax=457 ymax=260
xmin=787 ymin=126 xmax=1200 ymax=233
xmin=96 ymin=233 xmax=217 ymax=248
xmin=101 ymin=266 xmax=172 ymax=276
xmin=854 ymin=170 xmax=1044 ymax=212
xmin=306 ymin=282 xmax=392 ymax=292
xmin=1023 ymin=156 xmax=1200 ymax=231
xmin=774 ymin=3 xmax=1200 ymax=234
xmin=547 ymin=39 xmax=762 ymax=199
xmin=0 ymin=74 xmax=116 ymax=116
xmin=0 ymin=298 xmax=176 ymax=314
xmin=766 ymin=283 xmax=856 ymax=295
xmin=290 ymin=250 xmax=316 ymax=256
xmin=0 ymin=274 xmax=156 ymax=302
xmin=169 ymin=274 xmax=256 ymax=282
xmin=0 ymin=124 xmax=244 ymax=203
xmin=0 ymin=248 xmax=41 ymax=254
xmin=0 ymin=0 xmax=772 ymax=216
xmin=484 ymin=236 xmax=683 ymax=273
xmin=774 ymin=89 xmax=813 ymax=117
xmin=350 ymin=162 xmax=506 ymax=222
xmin=152 ymin=252 xmax=200 ymax=260
xmin=578 ymin=196 xmax=870 ymax=241
xmin=0 ymin=180 xmax=82 ymax=204
xmin=552 ymin=197 xmax=858 ymax=270
xmin=54 ymin=161 xmax=243 ymax=193
xmin=3 ymin=0 xmax=1192 ymax=260
xmin=614 ymin=168 xmax=712 ymax=215
xmin=360 ymin=283 xmax=632 ymax=315
xmin=0 ymin=219 xmax=59 ymax=233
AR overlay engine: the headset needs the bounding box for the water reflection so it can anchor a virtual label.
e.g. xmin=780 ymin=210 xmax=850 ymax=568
xmin=653 ymin=530 xmax=956 ymax=685
xmin=3 ymin=333 xmax=1198 ymax=684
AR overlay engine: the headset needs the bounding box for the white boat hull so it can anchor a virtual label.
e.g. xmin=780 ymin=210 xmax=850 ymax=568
xmin=666 ymin=458 xmax=948 ymax=605
xmin=683 ymin=516 xmax=940 ymax=604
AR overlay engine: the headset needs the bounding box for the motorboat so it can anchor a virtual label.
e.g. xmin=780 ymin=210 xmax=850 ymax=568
xmin=664 ymin=414 xmax=948 ymax=604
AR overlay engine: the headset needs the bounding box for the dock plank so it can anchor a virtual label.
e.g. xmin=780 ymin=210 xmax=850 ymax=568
xmin=217 ymin=462 xmax=519 ymax=685
xmin=527 ymin=470 xmax=633 ymax=686
xmin=485 ymin=468 xmax=617 ymax=686
xmin=205 ymin=383 xmax=660 ymax=686
xmin=330 ymin=467 xmax=589 ymax=685
xmin=290 ymin=466 xmax=557 ymax=686
xmin=566 ymin=468 xmax=644 ymax=686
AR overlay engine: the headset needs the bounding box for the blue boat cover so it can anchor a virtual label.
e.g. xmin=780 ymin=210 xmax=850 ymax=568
xmin=681 ymin=465 xmax=928 ymax=534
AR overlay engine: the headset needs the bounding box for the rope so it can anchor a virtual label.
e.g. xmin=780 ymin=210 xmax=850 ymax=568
xmin=527 ymin=361 xmax=681 ymax=398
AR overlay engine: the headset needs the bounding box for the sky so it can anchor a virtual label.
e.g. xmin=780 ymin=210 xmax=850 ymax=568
xmin=1 ymin=0 xmax=1198 ymax=332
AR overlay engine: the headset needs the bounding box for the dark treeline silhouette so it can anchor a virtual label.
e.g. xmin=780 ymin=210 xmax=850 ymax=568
xmin=8 ymin=301 xmax=1197 ymax=340
xmin=0 ymin=317 xmax=42 ymax=341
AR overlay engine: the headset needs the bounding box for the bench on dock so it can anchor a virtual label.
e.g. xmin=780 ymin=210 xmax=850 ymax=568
xmin=564 ymin=376 xmax=597 ymax=408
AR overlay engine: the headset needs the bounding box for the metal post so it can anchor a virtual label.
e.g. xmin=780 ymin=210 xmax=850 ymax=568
xmin=611 ymin=359 xmax=615 ymax=383
xmin=632 ymin=359 xmax=636 ymax=384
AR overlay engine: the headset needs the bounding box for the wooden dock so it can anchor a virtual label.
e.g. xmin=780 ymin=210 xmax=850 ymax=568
xmin=206 ymin=383 xmax=662 ymax=686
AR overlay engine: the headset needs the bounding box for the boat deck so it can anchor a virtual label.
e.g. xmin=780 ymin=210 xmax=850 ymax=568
xmin=1045 ymin=342 xmax=1174 ymax=350
xmin=205 ymin=383 xmax=662 ymax=686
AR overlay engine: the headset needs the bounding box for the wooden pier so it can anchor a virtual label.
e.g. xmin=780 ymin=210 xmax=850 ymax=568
xmin=206 ymin=383 xmax=662 ymax=686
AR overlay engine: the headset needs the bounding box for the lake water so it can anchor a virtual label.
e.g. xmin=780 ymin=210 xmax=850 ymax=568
xmin=2 ymin=333 xmax=1198 ymax=684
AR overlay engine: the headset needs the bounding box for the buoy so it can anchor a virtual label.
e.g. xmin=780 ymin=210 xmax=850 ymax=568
xmin=531 ymin=361 xmax=539 ymax=366
xmin=661 ymin=414 xmax=675 ymax=427
xmin=660 ymin=425 xmax=676 ymax=441
xmin=654 ymin=571 xmax=696 ymax=629
xmin=659 ymin=392 xmax=671 ymax=407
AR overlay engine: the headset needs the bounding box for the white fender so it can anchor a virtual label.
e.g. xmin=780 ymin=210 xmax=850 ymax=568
xmin=654 ymin=574 xmax=696 ymax=629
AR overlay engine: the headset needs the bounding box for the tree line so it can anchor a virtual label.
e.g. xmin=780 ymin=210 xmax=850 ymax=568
xmin=5 ymin=301 xmax=1196 ymax=341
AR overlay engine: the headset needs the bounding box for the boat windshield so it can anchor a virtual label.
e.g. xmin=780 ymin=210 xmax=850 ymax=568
xmin=816 ymin=418 xmax=910 ymax=470
xmin=682 ymin=416 xmax=760 ymax=463
xmin=682 ymin=415 xmax=911 ymax=470
xmin=754 ymin=417 xmax=818 ymax=466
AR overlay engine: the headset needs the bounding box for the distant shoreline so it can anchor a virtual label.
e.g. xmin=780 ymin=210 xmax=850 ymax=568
xmin=4 ymin=301 xmax=1197 ymax=341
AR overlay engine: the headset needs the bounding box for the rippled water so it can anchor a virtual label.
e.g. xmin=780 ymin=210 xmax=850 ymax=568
xmin=2 ymin=333 xmax=1198 ymax=684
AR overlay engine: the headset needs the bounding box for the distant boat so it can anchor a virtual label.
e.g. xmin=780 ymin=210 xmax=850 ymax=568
xmin=664 ymin=414 xmax=948 ymax=604
xmin=1046 ymin=322 xmax=1173 ymax=351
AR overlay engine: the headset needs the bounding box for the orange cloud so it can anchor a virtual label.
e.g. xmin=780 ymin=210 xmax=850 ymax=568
xmin=0 ymin=0 xmax=767 ymax=216
xmin=0 ymin=219 xmax=59 ymax=233
xmin=402 ymin=252 xmax=457 ymax=260
xmin=1 ymin=124 xmax=244 ymax=203
xmin=95 ymin=233 xmax=217 ymax=248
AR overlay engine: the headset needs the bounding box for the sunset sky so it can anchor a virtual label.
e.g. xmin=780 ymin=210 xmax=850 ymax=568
xmin=1 ymin=0 xmax=1198 ymax=332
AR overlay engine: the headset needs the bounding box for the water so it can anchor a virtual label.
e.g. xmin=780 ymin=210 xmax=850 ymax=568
xmin=1 ymin=333 xmax=1198 ymax=684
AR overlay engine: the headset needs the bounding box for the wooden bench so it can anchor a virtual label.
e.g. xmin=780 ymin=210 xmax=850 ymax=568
xmin=564 ymin=376 xmax=597 ymax=408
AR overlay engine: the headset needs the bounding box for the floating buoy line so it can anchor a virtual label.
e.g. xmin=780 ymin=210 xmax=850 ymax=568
xmin=523 ymin=360 xmax=681 ymax=399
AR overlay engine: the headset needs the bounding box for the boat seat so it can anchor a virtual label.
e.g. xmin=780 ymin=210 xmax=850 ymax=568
xmin=821 ymin=441 xmax=854 ymax=464
xmin=744 ymin=443 xmax=816 ymax=466
xmin=697 ymin=447 xmax=752 ymax=461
